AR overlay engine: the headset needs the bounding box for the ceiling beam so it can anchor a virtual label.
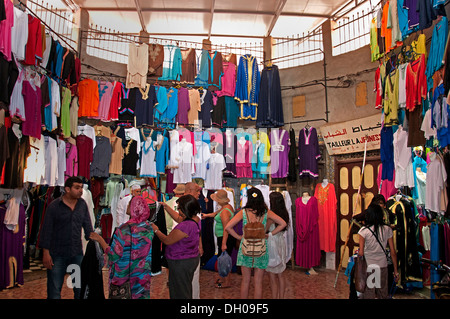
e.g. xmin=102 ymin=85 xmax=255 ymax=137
xmin=134 ymin=0 xmax=147 ymax=33
xmin=79 ymin=7 xmax=332 ymax=19
xmin=208 ymin=0 xmax=216 ymax=39
xmin=265 ymin=0 xmax=287 ymax=37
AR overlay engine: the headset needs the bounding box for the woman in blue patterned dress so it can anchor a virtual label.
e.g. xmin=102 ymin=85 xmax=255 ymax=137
xmin=90 ymin=196 xmax=154 ymax=299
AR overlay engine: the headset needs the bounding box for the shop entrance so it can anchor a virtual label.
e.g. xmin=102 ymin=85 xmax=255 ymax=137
xmin=335 ymin=156 xmax=381 ymax=268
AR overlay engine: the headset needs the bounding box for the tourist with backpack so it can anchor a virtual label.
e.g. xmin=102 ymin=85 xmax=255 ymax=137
xmin=225 ymin=187 xmax=287 ymax=299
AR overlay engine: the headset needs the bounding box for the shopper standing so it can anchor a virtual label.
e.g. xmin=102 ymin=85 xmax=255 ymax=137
xmin=39 ymin=176 xmax=94 ymax=299
xmin=152 ymin=195 xmax=201 ymax=299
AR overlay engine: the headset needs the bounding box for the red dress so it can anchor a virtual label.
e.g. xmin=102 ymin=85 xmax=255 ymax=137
xmin=314 ymin=183 xmax=337 ymax=252
xmin=295 ymin=196 xmax=321 ymax=268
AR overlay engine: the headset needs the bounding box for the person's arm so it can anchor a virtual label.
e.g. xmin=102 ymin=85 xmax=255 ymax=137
xmin=152 ymin=223 xmax=187 ymax=245
xmin=160 ymin=202 xmax=184 ymax=224
xmin=39 ymin=204 xmax=55 ymax=270
xmin=202 ymin=208 xmax=220 ymax=219
xmin=358 ymin=235 xmax=365 ymax=256
xmin=224 ymin=210 xmax=243 ymax=241
xmin=82 ymin=203 xmax=94 ymax=241
xmin=388 ymin=237 xmax=399 ymax=282
xmin=266 ymin=210 xmax=287 ymax=237
xmin=90 ymin=232 xmax=109 ymax=251
xmin=220 ymin=209 xmax=232 ymax=251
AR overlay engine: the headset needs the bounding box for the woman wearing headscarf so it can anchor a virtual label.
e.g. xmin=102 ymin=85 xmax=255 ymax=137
xmin=90 ymin=196 xmax=154 ymax=299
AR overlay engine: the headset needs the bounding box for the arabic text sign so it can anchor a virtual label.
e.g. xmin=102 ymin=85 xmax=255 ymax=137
xmin=320 ymin=114 xmax=381 ymax=155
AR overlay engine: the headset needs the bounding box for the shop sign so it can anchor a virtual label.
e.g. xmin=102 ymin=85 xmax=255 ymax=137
xmin=320 ymin=114 xmax=382 ymax=155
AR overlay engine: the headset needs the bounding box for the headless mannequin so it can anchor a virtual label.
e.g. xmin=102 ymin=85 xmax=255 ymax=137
xmin=322 ymin=179 xmax=328 ymax=188
xmin=301 ymin=191 xmax=317 ymax=275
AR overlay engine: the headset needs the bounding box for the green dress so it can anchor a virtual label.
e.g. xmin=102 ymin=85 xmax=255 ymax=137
xmin=236 ymin=209 xmax=269 ymax=269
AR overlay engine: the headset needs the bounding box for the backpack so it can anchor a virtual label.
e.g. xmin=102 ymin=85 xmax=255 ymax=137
xmin=241 ymin=210 xmax=267 ymax=258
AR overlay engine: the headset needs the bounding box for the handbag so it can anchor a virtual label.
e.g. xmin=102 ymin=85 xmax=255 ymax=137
xmin=354 ymin=255 xmax=368 ymax=293
xmin=109 ymin=225 xmax=132 ymax=299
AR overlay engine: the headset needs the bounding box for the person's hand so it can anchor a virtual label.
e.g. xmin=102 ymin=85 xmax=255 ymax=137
xmin=89 ymin=232 xmax=102 ymax=242
xmin=393 ymin=272 xmax=400 ymax=282
xmin=43 ymin=250 xmax=53 ymax=270
xmin=221 ymin=243 xmax=227 ymax=252
xmin=151 ymin=223 xmax=159 ymax=232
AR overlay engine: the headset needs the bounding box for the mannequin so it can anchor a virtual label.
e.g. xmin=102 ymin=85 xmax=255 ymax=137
xmin=415 ymin=167 xmax=427 ymax=205
xmin=301 ymin=191 xmax=311 ymax=204
xmin=321 ymin=179 xmax=328 ymax=188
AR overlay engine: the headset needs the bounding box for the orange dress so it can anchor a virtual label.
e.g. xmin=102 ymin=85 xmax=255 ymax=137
xmin=314 ymin=183 xmax=337 ymax=252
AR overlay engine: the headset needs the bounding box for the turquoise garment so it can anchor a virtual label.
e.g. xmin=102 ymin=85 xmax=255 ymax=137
xmin=425 ymin=16 xmax=448 ymax=90
xmin=236 ymin=210 xmax=269 ymax=269
xmin=155 ymin=132 xmax=169 ymax=174
xmin=214 ymin=207 xmax=234 ymax=237
xmin=159 ymin=87 xmax=178 ymax=128
xmin=397 ymin=0 xmax=412 ymax=40
xmin=195 ymin=49 xmax=210 ymax=87
xmin=154 ymin=86 xmax=168 ymax=123
xmin=159 ymin=45 xmax=182 ymax=81
xmin=252 ymin=141 xmax=269 ymax=178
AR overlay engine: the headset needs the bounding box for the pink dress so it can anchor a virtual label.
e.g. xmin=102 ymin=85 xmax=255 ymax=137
xmin=295 ymin=196 xmax=321 ymax=268
xmin=0 ymin=0 xmax=13 ymax=61
xmin=21 ymin=80 xmax=42 ymax=139
xmin=236 ymin=139 xmax=252 ymax=178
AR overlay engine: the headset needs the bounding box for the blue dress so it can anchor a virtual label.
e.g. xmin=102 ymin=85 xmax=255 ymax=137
xmin=234 ymin=54 xmax=260 ymax=120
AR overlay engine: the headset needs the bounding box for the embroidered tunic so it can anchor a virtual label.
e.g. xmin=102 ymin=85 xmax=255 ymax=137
xmin=235 ymin=54 xmax=260 ymax=120
xmin=126 ymin=43 xmax=148 ymax=89
xmin=270 ymin=128 xmax=290 ymax=178
xmin=298 ymin=127 xmax=320 ymax=178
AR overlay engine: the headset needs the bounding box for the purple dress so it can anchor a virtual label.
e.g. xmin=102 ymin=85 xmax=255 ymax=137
xmin=0 ymin=203 xmax=25 ymax=290
xmin=298 ymin=127 xmax=320 ymax=178
xmin=295 ymin=196 xmax=321 ymax=268
xmin=270 ymin=128 xmax=290 ymax=178
xmin=176 ymin=87 xmax=190 ymax=125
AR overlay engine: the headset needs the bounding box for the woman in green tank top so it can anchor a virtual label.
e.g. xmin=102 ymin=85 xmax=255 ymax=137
xmin=202 ymin=189 xmax=235 ymax=288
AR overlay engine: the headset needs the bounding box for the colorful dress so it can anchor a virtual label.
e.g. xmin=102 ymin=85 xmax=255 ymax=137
xmin=314 ymin=183 xmax=337 ymax=252
xmin=105 ymin=221 xmax=154 ymax=299
xmin=270 ymin=128 xmax=290 ymax=178
xmin=236 ymin=210 xmax=269 ymax=269
xmin=235 ymin=54 xmax=260 ymax=120
xmin=298 ymin=127 xmax=320 ymax=178
xmin=295 ymin=196 xmax=321 ymax=268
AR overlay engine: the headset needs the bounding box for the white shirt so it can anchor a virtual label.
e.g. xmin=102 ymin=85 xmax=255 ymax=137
xmin=204 ymin=153 xmax=226 ymax=190
xmin=173 ymin=140 xmax=195 ymax=184
xmin=41 ymin=136 xmax=58 ymax=186
xmin=393 ymin=126 xmax=414 ymax=188
xmin=425 ymin=153 xmax=447 ymax=213
xmin=116 ymin=195 xmax=132 ymax=228
xmin=140 ymin=139 xmax=157 ymax=177
xmin=56 ymin=139 xmax=66 ymax=187
xmin=78 ymin=124 xmax=96 ymax=150
xmin=11 ymin=7 xmax=28 ymax=61
xmin=24 ymin=137 xmax=46 ymax=184
xmin=193 ymin=140 xmax=211 ymax=180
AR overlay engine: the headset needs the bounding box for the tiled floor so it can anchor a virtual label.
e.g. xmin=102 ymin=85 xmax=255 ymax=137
xmin=0 ymin=261 xmax=431 ymax=299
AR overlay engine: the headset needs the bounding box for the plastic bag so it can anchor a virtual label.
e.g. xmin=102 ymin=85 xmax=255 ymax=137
xmin=217 ymin=251 xmax=232 ymax=277
xmin=267 ymin=233 xmax=282 ymax=268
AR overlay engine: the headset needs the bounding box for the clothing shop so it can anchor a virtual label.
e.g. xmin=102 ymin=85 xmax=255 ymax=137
xmin=0 ymin=0 xmax=449 ymax=301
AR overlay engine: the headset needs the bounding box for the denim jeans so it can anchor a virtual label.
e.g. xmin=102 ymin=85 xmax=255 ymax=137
xmin=47 ymin=254 xmax=83 ymax=299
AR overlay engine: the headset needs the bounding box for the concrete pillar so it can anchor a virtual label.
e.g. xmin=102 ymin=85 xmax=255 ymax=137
xmin=73 ymin=8 xmax=90 ymax=57
xmin=321 ymin=19 xmax=333 ymax=62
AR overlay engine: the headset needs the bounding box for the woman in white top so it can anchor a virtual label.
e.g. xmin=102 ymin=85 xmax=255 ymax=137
xmin=358 ymin=204 xmax=399 ymax=299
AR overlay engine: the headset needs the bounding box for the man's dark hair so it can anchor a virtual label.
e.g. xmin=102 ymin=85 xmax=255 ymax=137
xmin=64 ymin=176 xmax=83 ymax=189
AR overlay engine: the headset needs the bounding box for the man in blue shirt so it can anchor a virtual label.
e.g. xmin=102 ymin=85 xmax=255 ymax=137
xmin=39 ymin=176 xmax=94 ymax=299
